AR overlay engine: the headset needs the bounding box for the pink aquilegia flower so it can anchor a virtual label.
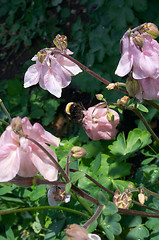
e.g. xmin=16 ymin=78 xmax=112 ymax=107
xmin=82 ymin=105 xmax=120 ymax=141
xmin=126 ymin=77 xmax=159 ymax=101
xmin=115 ymin=29 xmax=159 ymax=80
xmin=24 ymin=48 xmax=82 ymax=98
xmin=0 ymin=117 xmax=60 ymax=182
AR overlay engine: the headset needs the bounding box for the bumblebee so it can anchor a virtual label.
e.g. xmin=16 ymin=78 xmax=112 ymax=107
xmin=65 ymin=102 xmax=84 ymax=123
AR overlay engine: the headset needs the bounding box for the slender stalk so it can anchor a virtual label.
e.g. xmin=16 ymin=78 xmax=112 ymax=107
xmin=71 ymin=191 xmax=94 ymax=215
xmin=0 ymin=206 xmax=90 ymax=218
xmin=26 ymin=136 xmax=70 ymax=183
xmin=0 ymin=99 xmax=12 ymax=122
xmin=0 ymin=119 xmax=9 ymax=126
xmin=72 ymin=185 xmax=98 ymax=205
xmin=53 ymin=50 xmax=127 ymax=94
xmin=118 ymin=208 xmax=159 ymax=218
xmin=83 ymin=205 xmax=104 ymax=229
xmin=143 ymin=186 xmax=159 ymax=198
xmin=144 ymin=100 xmax=159 ymax=111
xmin=70 ymin=169 xmax=159 ymax=214
xmin=132 ymin=108 xmax=159 ymax=145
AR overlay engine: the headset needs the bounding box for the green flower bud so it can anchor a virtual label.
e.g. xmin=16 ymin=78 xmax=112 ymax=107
xmin=71 ymin=146 xmax=87 ymax=159
xmin=142 ymin=23 xmax=159 ymax=39
xmin=126 ymin=77 xmax=140 ymax=97
xmin=37 ymin=50 xmax=47 ymax=63
xmin=53 ymin=34 xmax=67 ymax=50
xmin=107 ymin=112 xmax=114 ymax=122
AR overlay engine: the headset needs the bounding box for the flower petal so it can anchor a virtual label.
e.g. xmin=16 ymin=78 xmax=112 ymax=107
xmin=0 ymin=144 xmax=19 ymax=182
xmin=24 ymin=63 xmax=41 ymax=88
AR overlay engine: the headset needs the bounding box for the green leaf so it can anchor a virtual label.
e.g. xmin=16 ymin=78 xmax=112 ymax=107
xmin=0 ymin=186 xmax=12 ymax=195
xmin=109 ymin=162 xmax=131 ymax=179
xmin=137 ymin=103 xmax=149 ymax=112
xmin=71 ymin=171 xmax=85 ymax=183
xmin=65 ymin=182 xmax=72 ymax=194
xmin=126 ymin=225 xmax=149 ymax=240
xmin=30 ymin=185 xmax=46 ymax=201
xmin=97 ymin=191 xmax=108 ymax=205
xmin=92 ymin=153 xmax=101 ymax=173
xmin=121 ymin=215 xmax=142 ymax=228
xmin=6 ymin=226 xmax=15 ymax=240
xmin=102 ymin=202 xmax=118 ymax=216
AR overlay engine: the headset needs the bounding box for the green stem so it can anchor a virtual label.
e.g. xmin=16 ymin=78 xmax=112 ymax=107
xmin=71 ymin=191 xmax=94 ymax=215
xmin=132 ymin=108 xmax=159 ymax=145
xmin=0 ymin=206 xmax=90 ymax=218
xmin=83 ymin=205 xmax=104 ymax=229
xmin=143 ymin=186 xmax=159 ymax=198
xmin=144 ymin=100 xmax=159 ymax=111
xmin=0 ymin=119 xmax=9 ymax=126
xmin=0 ymin=99 xmax=12 ymax=122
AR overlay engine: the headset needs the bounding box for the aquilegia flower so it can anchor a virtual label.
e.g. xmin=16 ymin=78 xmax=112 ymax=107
xmin=82 ymin=105 xmax=120 ymax=141
xmin=24 ymin=48 xmax=82 ymax=98
xmin=65 ymin=224 xmax=101 ymax=240
xmin=47 ymin=185 xmax=71 ymax=206
xmin=115 ymin=28 xmax=159 ymax=80
xmin=0 ymin=117 xmax=60 ymax=182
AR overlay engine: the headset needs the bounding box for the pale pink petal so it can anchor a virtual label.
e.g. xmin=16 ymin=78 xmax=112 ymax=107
xmin=31 ymin=144 xmax=58 ymax=181
xmin=17 ymin=146 xmax=38 ymax=177
xmin=42 ymin=66 xmax=62 ymax=98
xmin=24 ymin=64 xmax=41 ymax=88
xmin=0 ymin=144 xmax=20 ymax=182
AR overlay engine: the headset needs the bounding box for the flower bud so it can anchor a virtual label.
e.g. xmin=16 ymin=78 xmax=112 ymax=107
xmin=53 ymin=34 xmax=67 ymax=50
xmin=106 ymin=83 xmax=117 ymax=90
xmin=119 ymin=96 xmax=130 ymax=106
xmin=126 ymin=77 xmax=140 ymax=97
xmin=142 ymin=23 xmax=159 ymax=39
xmin=96 ymin=94 xmax=104 ymax=101
xmin=133 ymin=34 xmax=144 ymax=49
xmin=138 ymin=193 xmax=148 ymax=205
xmin=71 ymin=146 xmax=87 ymax=159
xmin=37 ymin=50 xmax=47 ymax=63
xmin=11 ymin=116 xmax=23 ymax=132
xmin=48 ymin=186 xmax=71 ymax=206
xmin=65 ymin=224 xmax=88 ymax=240
xmin=113 ymin=189 xmax=132 ymax=209
xmin=107 ymin=112 xmax=114 ymax=122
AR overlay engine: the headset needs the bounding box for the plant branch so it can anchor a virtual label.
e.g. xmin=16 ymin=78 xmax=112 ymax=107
xmin=132 ymin=108 xmax=159 ymax=145
xmin=53 ymin=50 xmax=127 ymax=94
xmin=83 ymin=205 xmax=104 ymax=229
xmin=0 ymin=99 xmax=12 ymax=122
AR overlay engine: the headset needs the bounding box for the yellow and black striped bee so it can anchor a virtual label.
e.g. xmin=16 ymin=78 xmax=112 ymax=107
xmin=65 ymin=102 xmax=85 ymax=123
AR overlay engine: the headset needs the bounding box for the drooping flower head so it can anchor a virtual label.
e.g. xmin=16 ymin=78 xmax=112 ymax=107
xmin=24 ymin=35 xmax=82 ymax=98
xmin=0 ymin=117 xmax=60 ymax=182
xmin=47 ymin=185 xmax=71 ymax=206
xmin=82 ymin=104 xmax=120 ymax=141
xmin=65 ymin=224 xmax=101 ymax=240
xmin=115 ymin=27 xmax=159 ymax=80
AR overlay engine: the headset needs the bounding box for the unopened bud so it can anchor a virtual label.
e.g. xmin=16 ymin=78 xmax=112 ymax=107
xmin=53 ymin=34 xmax=67 ymax=50
xmin=65 ymin=224 xmax=88 ymax=240
xmin=11 ymin=116 xmax=23 ymax=131
xmin=119 ymin=96 xmax=130 ymax=106
xmin=37 ymin=50 xmax=47 ymax=63
xmin=48 ymin=186 xmax=71 ymax=206
xmin=126 ymin=77 xmax=140 ymax=97
xmin=71 ymin=146 xmax=87 ymax=159
xmin=96 ymin=94 xmax=104 ymax=101
xmin=142 ymin=23 xmax=159 ymax=39
xmin=133 ymin=34 xmax=144 ymax=49
xmin=138 ymin=193 xmax=148 ymax=205
xmin=106 ymin=83 xmax=117 ymax=90
xmin=107 ymin=112 xmax=114 ymax=122
xmin=113 ymin=189 xmax=132 ymax=209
